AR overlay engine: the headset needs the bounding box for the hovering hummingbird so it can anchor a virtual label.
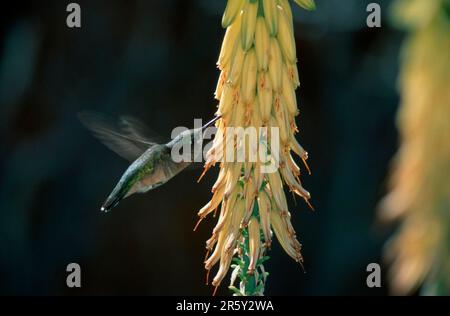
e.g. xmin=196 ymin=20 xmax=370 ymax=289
xmin=79 ymin=112 xmax=219 ymax=212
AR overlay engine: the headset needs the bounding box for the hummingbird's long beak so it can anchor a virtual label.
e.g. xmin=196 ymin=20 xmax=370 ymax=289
xmin=101 ymin=191 xmax=126 ymax=212
xmin=201 ymin=115 xmax=221 ymax=130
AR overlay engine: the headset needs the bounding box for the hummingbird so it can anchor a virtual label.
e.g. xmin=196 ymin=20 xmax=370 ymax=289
xmin=79 ymin=112 xmax=219 ymax=212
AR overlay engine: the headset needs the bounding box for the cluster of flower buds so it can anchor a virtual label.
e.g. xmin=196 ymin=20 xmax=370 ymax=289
xmin=196 ymin=0 xmax=315 ymax=293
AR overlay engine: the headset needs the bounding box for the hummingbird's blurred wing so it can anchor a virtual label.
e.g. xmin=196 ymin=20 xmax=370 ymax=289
xmin=78 ymin=111 xmax=159 ymax=162
xmin=119 ymin=115 xmax=165 ymax=145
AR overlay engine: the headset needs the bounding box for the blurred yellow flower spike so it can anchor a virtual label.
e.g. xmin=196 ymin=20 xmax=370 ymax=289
xmin=381 ymin=0 xmax=450 ymax=296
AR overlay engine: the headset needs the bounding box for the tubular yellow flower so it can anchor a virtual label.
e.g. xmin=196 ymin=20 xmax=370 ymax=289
xmin=257 ymin=71 xmax=273 ymax=124
xmin=262 ymin=0 xmax=279 ymax=36
xmin=198 ymin=0 xmax=314 ymax=296
xmin=248 ymin=217 xmax=261 ymax=274
xmin=218 ymin=12 xmax=242 ymax=72
xmin=268 ymin=38 xmax=283 ymax=92
xmin=228 ymin=42 xmax=246 ymax=87
xmin=277 ymin=5 xmax=296 ymax=63
xmin=255 ymin=17 xmax=270 ymax=71
xmin=257 ymin=190 xmax=272 ymax=246
xmin=241 ymin=1 xmax=259 ymax=51
xmin=241 ymin=48 xmax=258 ymax=105
xmin=380 ymin=0 xmax=450 ymax=295
xmin=222 ymin=0 xmax=245 ymax=28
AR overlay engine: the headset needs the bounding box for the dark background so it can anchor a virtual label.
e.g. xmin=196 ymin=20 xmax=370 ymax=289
xmin=0 ymin=0 xmax=402 ymax=295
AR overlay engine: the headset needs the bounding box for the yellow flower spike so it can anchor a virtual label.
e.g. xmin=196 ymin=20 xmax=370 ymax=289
xmin=222 ymin=0 xmax=245 ymax=28
xmin=241 ymin=48 xmax=258 ymax=105
xmin=277 ymin=5 xmax=297 ymax=64
xmin=241 ymin=0 xmax=258 ymax=51
xmin=201 ymin=0 xmax=314 ymax=295
xmin=262 ymin=0 xmax=279 ymax=36
xmin=255 ymin=17 xmax=270 ymax=71
xmin=218 ymin=12 xmax=242 ymax=70
xmin=257 ymin=191 xmax=272 ymax=246
xmin=247 ymin=217 xmax=261 ymax=274
xmin=268 ymin=38 xmax=283 ymax=92
xmin=282 ymin=64 xmax=298 ymax=116
xmin=257 ymin=71 xmax=273 ymax=125
xmin=228 ymin=41 xmax=246 ymax=86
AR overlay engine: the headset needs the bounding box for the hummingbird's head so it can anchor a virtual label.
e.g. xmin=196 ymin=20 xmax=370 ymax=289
xmin=166 ymin=115 xmax=221 ymax=161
